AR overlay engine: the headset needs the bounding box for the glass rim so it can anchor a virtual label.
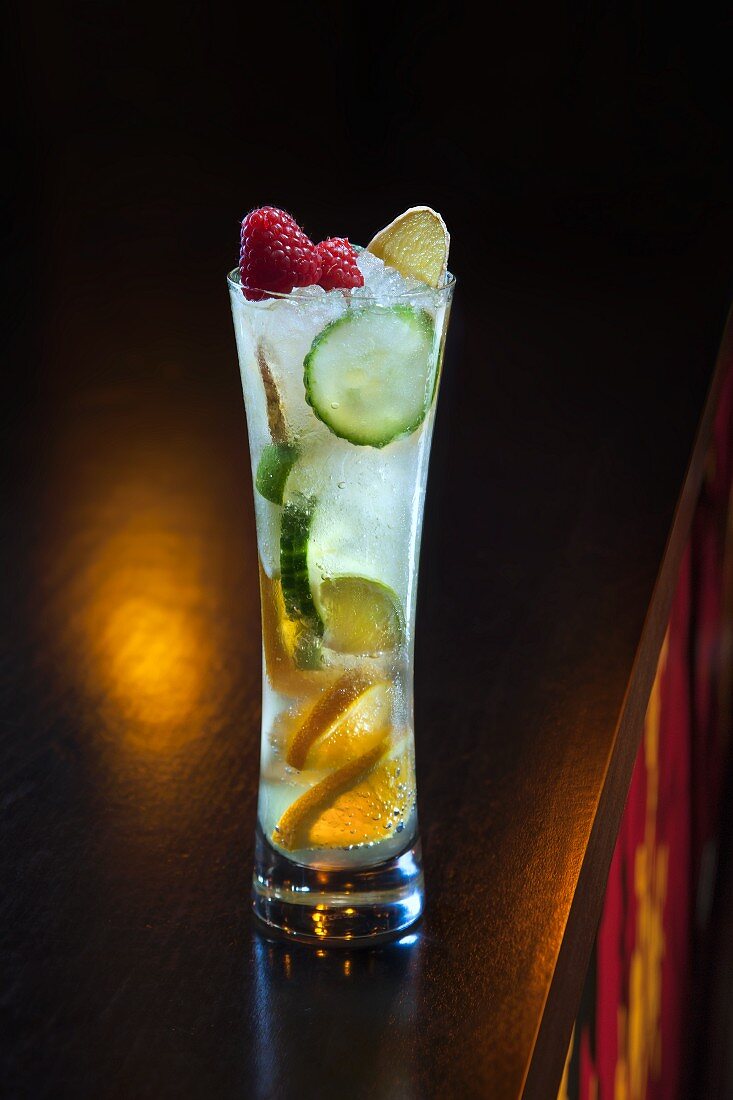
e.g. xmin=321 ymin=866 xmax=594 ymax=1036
xmin=226 ymin=266 xmax=456 ymax=303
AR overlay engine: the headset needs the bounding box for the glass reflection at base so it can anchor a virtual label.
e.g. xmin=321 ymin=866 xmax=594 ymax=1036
xmin=252 ymin=823 xmax=424 ymax=946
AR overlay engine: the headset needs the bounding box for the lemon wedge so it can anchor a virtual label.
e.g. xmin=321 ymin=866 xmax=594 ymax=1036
xmin=366 ymin=205 xmax=449 ymax=287
xmin=285 ymin=669 xmax=388 ymax=770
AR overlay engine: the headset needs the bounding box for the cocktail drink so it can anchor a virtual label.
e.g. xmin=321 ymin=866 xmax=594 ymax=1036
xmin=228 ymin=206 xmax=454 ymax=943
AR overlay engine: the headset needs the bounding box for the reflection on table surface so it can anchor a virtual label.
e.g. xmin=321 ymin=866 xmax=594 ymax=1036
xmin=252 ymin=930 xmax=421 ymax=1099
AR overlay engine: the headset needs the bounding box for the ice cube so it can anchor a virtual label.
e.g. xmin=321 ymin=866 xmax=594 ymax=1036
xmin=290 ymin=284 xmax=330 ymax=300
xmin=246 ymin=292 xmax=347 ymax=438
xmin=354 ymin=249 xmax=436 ymax=309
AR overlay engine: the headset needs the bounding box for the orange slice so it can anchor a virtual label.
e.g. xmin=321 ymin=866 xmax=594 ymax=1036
xmin=366 ymin=206 xmax=449 ymax=287
xmin=274 ymin=741 xmax=388 ymax=850
xmin=285 ymin=668 xmax=386 ymax=770
xmin=274 ymin=739 xmax=416 ymax=851
xmin=308 ymin=742 xmax=415 ymax=849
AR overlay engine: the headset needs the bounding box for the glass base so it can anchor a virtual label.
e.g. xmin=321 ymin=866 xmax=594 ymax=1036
xmin=252 ymin=823 xmax=424 ymax=946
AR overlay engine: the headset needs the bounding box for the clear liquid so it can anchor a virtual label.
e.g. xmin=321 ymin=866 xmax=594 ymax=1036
xmin=229 ymin=271 xmax=448 ymax=870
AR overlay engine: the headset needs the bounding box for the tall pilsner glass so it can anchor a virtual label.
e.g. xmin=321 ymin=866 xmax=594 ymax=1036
xmin=228 ymin=264 xmax=454 ymax=944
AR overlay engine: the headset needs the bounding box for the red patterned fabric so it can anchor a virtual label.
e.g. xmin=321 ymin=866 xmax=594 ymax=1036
xmin=560 ymin=361 xmax=733 ymax=1100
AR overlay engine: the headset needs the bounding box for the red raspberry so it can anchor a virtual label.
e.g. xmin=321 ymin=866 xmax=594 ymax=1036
xmin=316 ymin=238 xmax=364 ymax=291
xmin=239 ymin=206 xmax=322 ymax=301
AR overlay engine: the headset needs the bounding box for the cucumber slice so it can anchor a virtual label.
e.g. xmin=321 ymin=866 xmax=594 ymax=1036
xmin=255 ymin=442 xmax=298 ymax=505
xmin=318 ymin=575 xmax=404 ymax=655
xmin=279 ymin=494 xmax=323 ymax=635
xmin=283 ymin=443 xmax=407 ymax=608
xmin=280 ymin=493 xmax=405 ymax=654
xmin=304 ymin=306 xmax=436 ymax=448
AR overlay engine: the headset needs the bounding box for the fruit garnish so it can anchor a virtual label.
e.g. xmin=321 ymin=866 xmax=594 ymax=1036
xmin=240 ymin=206 xmax=322 ymax=301
xmin=285 ymin=677 xmax=391 ymax=770
xmin=304 ymin=305 xmax=437 ymax=447
xmin=274 ymin=740 xmax=415 ymax=851
xmin=366 ymin=205 xmax=449 ymax=287
xmin=303 ymin=683 xmax=391 ymax=770
xmin=285 ymin=668 xmax=381 ymax=770
xmin=274 ymin=741 xmax=387 ymax=850
xmin=308 ymin=743 xmax=414 ymax=849
xmin=255 ymin=442 xmax=298 ymax=505
xmin=318 ymin=576 xmax=404 ymax=655
xmin=316 ymin=237 xmax=364 ymax=291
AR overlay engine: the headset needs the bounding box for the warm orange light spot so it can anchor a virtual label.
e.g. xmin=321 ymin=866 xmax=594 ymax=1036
xmin=40 ymin=405 xmax=259 ymax=835
xmin=79 ymin=514 xmax=211 ymax=753
xmin=103 ymin=597 xmax=198 ymax=724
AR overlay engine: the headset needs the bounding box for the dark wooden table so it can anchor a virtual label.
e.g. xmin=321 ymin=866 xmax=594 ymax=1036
xmin=3 ymin=187 xmax=733 ymax=1097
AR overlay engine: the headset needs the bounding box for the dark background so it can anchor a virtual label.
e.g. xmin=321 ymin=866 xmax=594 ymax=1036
xmin=5 ymin=2 xmax=733 ymax=550
xmin=6 ymin=0 xmax=733 ymax=610
xmin=4 ymin=3 xmax=733 ymax=1098
xmin=6 ymin=2 xmax=733 ymax=357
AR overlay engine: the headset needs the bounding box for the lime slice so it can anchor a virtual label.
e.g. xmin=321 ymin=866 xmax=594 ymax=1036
xmin=366 ymin=206 xmax=449 ymax=287
xmin=304 ymin=306 xmax=436 ymax=448
xmin=286 ymin=668 xmax=380 ymax=770
xmin=318 ymin=575 xmax=404 ymax=655
xmin=255 ymin=443 xmax=298 ymax=505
